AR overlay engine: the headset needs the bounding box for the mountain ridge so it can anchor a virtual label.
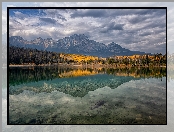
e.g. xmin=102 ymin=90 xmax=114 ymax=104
xmin=9 ymin=34 xmax=151 ymax=57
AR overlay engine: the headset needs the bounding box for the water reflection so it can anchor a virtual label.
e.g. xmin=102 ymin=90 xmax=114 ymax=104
xmin=9 ymin=77 xmax=166 ymax=124
xmin=9 ymin=66 xmax=166 ymax=86
xmin=8 ymin=66 xmax=166 ymax=124
xmin=9 ymin=67 xmax=166 ymax=97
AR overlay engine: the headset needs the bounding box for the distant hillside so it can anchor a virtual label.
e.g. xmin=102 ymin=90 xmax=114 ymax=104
xmin=9 ymin=34 xmax=150 ymax=57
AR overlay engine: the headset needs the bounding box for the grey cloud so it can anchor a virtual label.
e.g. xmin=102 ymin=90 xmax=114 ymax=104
xmin=100 ymin=29 xmax=109 ymax=33
xmin=39 ymin=17 xmax=57 ymax=24
xmin=70 ymin=9 xmax=145 ymax=18
xmin=101 ymin=22 xmax=124 ymax=33
xmin=39 ymin=17 xmax=63 ymax=27
xmin=71 ymin=9 xmax=139 ymax=19
xmin=13 ymin=19 xmax=22 ymax=25
xmin=43 ymin=9 xmax=67 ymax=21
xmin=128 ymin=10 xmax=166 ymax=25
xmin=122 ymin=30 xmax=136 ymax=34
xmin=14 ymin=11 xmax=28 ymax=20
xmin=57 ymin=14 xmax=67 ymax=21
xmin=71 ymin=9 xmax=107 ymax=18
xmin=71 ymin=9 xmax=150 ymax=18
xmin=133 ymin=9 xmax=166 ymax=17
xmin=144 ymin=21 xmax=166 ymax=30
xmin=139 ymin=31 xmax=152 ymax=36
xmin=154 ymin=28 xmax=166 ymax=34
xmin=9 ymin=25 xmax=16 ymax=29
xmin=152 ymin=9 xmax=166 ymax=17
xmin=9 ymin=18 xmax=23 ymax=31
xmin=108 ymin=9 xmax=166 ymax=19
xmin=135 ymin=9 xmax=158 ymax=15
xmin=128 ymin=15 xmax=149 ymax=24
xmin=9 ymin=17 xmax=22 ymax=25
xmin=108 ymin=22 xmax=124 ymax=30
xmin=114 ymin=30 xmax=137 ymax=42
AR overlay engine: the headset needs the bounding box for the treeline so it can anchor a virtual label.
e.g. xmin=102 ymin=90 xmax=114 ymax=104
xmin=106 ymin=54 xmax=166 ymax=67
xmin=9 ymin=46 xmax=166 ymax=66
xmin=9 ymin=46 xmax=98 ymax=65
xmin=9 ymin=46 xmax=61 ymax=65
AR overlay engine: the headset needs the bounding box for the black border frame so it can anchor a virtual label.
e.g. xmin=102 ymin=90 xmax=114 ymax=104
xmin=7 ymin=6 xmax=167 ymax=125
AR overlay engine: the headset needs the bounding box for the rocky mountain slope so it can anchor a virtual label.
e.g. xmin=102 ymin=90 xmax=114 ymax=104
xmin=9 ymin=34 xmax=149 ymax=57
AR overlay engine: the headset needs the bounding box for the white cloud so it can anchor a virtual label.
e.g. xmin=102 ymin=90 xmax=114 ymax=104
xmin=153 ymin=42 xmax=166 ymax=46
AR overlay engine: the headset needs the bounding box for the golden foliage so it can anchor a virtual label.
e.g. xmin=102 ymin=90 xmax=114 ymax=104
xmin=60 ymin=53 xmax=98 ymax=63
xmin=59 ymin=69 xmax=97 ymax=78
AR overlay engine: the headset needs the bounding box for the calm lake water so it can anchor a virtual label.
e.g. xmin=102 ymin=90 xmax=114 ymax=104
xmin=9 ymin=67 xmax=166 ymax=124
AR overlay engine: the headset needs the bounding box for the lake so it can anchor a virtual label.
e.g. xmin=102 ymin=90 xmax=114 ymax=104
xmin=8 ymin=66 xmax=166 ymax=124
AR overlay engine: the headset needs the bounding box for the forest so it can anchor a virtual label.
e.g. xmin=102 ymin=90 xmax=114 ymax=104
xmin=9 ymin=46 xmax=166 ymax=67
xmin=9 ymin=46 xmax=60 ymax=65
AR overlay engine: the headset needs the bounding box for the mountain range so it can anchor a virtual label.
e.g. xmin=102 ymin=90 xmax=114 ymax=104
xmin=9 ymin=34 xmax=150 ymax=57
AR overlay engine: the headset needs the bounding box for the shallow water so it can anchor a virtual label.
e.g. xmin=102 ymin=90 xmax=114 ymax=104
xmin=8 ymin=67 xmax=166 ymax=124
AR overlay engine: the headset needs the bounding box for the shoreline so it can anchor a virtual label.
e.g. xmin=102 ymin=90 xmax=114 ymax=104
xmin=9 ymin=64 xmax=166 ymax=68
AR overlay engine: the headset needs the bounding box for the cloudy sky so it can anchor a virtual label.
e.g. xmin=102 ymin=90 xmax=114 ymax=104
xmin=8 ymin=8 xmax=166 ymax=54
xmin=2 ymin=2 xmax=172 ymax=55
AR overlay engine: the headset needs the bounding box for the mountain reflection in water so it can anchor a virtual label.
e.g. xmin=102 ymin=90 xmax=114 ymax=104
xmin=9 ymin=66 xmax=166 ymax=86
xmin=9 ymin=66 xmax=166 ymax=124
xmin=9 ymin=67 xmax=166 ymax=97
